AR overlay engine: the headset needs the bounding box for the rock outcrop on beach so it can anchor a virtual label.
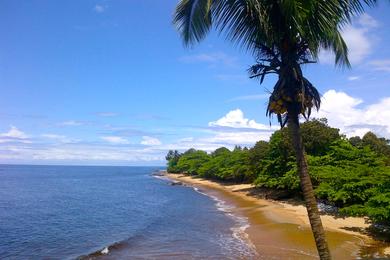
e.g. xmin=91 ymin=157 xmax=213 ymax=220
xmin=169 ymin=180 xmax=183 ymax=186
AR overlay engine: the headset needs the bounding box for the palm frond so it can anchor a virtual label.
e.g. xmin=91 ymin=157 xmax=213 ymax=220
xmin=212 ymin=0 xmax=274 ymax=52
xmin=339 ymin=0 xmax=378 ymax=21
xmin=173 ymin=0 xmax=214 ymax=46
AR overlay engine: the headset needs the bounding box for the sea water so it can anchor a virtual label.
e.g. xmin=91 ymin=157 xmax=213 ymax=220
xmin=0 ymin=165 xmax=255 ymax=259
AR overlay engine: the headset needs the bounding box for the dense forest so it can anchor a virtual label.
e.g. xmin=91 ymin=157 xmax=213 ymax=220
xmin=166 ymin=119 xmax=390 ymax=227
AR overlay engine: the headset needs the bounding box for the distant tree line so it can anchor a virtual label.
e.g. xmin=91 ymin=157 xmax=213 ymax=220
xmin=166 ymin=119 xmax=390 ymax=226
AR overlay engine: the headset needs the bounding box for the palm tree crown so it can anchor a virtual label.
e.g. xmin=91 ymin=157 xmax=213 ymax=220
xmin=174 ymin=0 xmax=375 ymax=58
xmin=174 ymin=0 xmax=376 ymax=126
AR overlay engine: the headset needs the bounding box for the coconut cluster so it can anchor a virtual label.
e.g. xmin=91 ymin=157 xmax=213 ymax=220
xmin=268 ymin=91 xmax=314 ymax=115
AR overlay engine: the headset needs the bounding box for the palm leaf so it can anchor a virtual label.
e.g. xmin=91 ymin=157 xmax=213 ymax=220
xmin=173 ymin=0 xmax=213 ymax=46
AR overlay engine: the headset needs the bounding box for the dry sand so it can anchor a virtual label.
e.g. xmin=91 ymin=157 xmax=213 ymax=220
xmin=164 ymin=173 xmax=390 ymax=259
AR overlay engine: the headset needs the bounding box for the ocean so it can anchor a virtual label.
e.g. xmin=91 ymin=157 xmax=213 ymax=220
xmin=0 ymin=165 xmax=256 ymax=259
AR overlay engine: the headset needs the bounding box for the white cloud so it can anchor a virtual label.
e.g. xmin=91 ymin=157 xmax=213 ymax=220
xmin=369 ymin=59 xmax=390 ymax=72
xmin=162 ymin=136 xmax=232 ymax=152
xmin=320 ymin=14 xmax=378 ymax=65
xmin=141 ymin=136 xmax=162 ymax=146
xmin=0 ymin=144 xmax=164 ymax=163
xmin=177 ymin=137 xmax=194 ymax=143
xmin=5 ymin=94 xmax=390 ymax=165
xmin=209 ymin=109 xmax=274 ymax=130
xmin=358 ymin=13 xmax=379 ymax=28
xmin=179 ymin=52 xmax=236 ymax=67
xmin=101 ymin=136 xmax=130 ymax=144
xmin=0 ymin=126 xmax=31 ymax=144
xmin=41 ymin=134 xmax=79 ymax=144
xmin=1 ymin=126 xmax=28 ymax=139
xmin=0 ymin=111 xmax=275 ymax=164
xmin=342 ymin=27 xmax=370 ymax=64
xmin=347 ymin=76 xmax=360 ymax=81
xmin=174 ymin=109 xmax=276 ymax=148
xmin=59 ymin=120 xmax=85 ymax=126
xmin=94 ymin=5 xmax=105 ymax=13
xmin=313 ymin=90 xmax=390 ymax=138
xmin=205 ymin=110 xmax=274 ymax=145
xmin=200 ymin=131 xmax=271 ymax=145
xmin=42 ymin=134 xmax=67 ymax=140
xmin=155 ymin=110 xmax=277 ymax=153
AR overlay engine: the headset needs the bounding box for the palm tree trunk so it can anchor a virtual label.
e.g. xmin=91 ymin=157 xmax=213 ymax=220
xmin=288 ymin=113 xmax=332 ymax=260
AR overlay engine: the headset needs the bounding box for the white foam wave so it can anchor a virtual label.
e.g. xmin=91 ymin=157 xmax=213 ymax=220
xmin=101 ymin=247 xmax=109 ymax=255
xmin=163 ymin=178 xmax=258 ymax=258
xmin=152 ymin=175 xmax=169 ymax=181
xmin=191 ymin=186 xmax=258 ymax=259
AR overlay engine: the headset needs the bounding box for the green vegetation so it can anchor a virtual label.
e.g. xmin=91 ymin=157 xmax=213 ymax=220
xmin=166 ymin=119 xmax=390 ymax=226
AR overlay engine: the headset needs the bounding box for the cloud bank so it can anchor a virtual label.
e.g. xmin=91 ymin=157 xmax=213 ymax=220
xmin=314 ymin=90 xmax=390 ymax=138
xmin=1 ymin=90 xmax=390 ymax=165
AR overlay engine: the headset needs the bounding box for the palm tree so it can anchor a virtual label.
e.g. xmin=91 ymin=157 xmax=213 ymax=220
xmin=173 ymin=1 xmax=377 ymax=259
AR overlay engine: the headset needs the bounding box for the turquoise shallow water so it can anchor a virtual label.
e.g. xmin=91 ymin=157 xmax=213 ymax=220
xmin=0 ymin=165 xmax=255 ymax=259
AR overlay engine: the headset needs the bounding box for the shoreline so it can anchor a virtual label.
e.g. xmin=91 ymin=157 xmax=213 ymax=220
xmin=163 ymin=172 xmax=390 ymax=259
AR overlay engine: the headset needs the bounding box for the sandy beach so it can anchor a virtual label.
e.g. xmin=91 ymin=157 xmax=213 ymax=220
xmin=164 ymin=172 xmax=390 ymax=259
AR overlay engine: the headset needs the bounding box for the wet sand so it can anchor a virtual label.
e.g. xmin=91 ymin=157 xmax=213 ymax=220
xmin=165 ymin=173 xmax=390 ymax=259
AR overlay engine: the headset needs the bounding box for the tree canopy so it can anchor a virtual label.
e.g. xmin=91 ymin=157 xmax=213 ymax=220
xmin=166 ymin=119 xmax=390 ymax=226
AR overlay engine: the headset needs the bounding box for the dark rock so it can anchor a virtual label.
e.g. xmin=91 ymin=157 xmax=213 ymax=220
xmin=151 ymin=170 xmax=166 ymax=176
xmin=170 ymin=181 xmax=183 ymax=186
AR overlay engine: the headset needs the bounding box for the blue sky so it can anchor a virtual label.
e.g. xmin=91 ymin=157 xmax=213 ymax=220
xmin=1 ymin=1 xmax=390 ymax=165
